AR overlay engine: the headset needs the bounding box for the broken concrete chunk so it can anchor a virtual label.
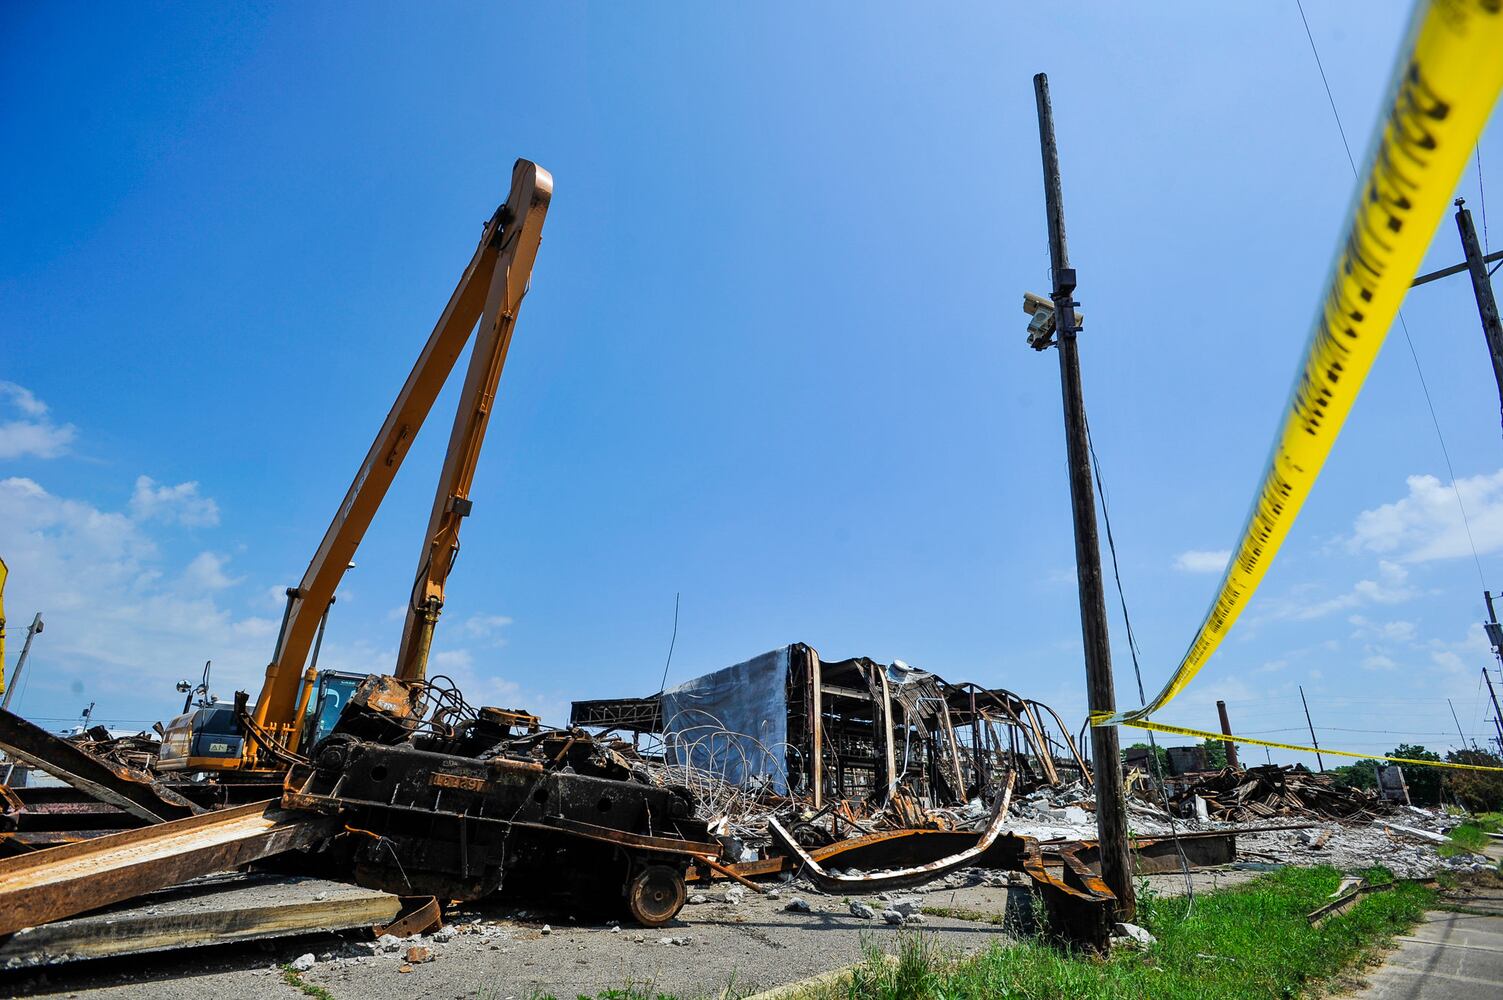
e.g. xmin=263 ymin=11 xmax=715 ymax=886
xmin=848 ymin=900 xmax=875 ymax=919
xmin=785 ymin=897 xmax=811 ymax=913
xmin=688 ymin=893 xmax=708 ymax=905
xmin=889 ymin=896 xmax=922 ymax=916
xmin=540 ymin=924 xmax=552 ymax=935
xmin=430 ymin=925 xmax=457 ymax=943
xmin=375 ymin=934 xmax=403 ymax=954
xmin=1115 ymin=922 xmax=1156 ymax=947
xmin=290 ymin=953 xmax=315 ymax=972
xmin=882 ymin=909 xmax=906 ymax=925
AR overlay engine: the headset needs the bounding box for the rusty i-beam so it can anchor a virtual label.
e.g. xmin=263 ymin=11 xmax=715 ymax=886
xmin=0 ymin=801 xmax=333 ymax=935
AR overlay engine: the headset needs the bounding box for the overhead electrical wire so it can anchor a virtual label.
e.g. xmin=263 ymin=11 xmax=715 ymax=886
xmin=1294 ymin=0 xmax=1489 ymax=591
xmin=1081 ymin=409 xmax=1195 ymax=909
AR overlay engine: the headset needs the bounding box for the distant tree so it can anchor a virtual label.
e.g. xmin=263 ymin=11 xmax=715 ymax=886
xmin=1443 ymin=748 xmax=1503 ymax=813
xmin=1201 ymin=738 xmax=1229 ymax=771
xmin=1122 ymin=741 xmax=1169 ymax=776
xmin=1391 ymin=744 xmax=1443 ymax=806
xmin=1331 ymin=759 xmax=1379 ymax=791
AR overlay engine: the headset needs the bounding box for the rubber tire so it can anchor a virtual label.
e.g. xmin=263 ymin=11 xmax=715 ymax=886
xmin=626 ymin=864 xmax=686 ymax=927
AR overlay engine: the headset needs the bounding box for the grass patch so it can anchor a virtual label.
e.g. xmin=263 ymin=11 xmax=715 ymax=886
xmin=1439 ymin=823 xmax=1493 ymax=857
xmin=799 ymin=866 xmax=1431 ymax=1000
xmin=919 ymin=904 xmax=1007 ymax=927
xmin=280 ymin=964 xmax=337 ymax=1000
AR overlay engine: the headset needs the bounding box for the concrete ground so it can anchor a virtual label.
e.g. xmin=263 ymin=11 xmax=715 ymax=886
xmin=1350 ymin=840 xmax=1503 ymax=1000
xmin=3 ymin=869 xmax=1255 ymax=1000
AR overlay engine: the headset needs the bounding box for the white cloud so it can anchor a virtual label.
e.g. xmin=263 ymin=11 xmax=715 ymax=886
xmin=0 ymin=382 xmax=48 ymax=417
xmin=461 ymin=613 xmax=514 ymax=642
xmin=130 ymin=475 xmax=220 ymax=527
xmin=0 ymin=475 xmax=269 ymax=717
xmin=1173 ymin=549 xmax=1230 ymax=574
xmin=181 ymin=551 xmax=240 ymax=592
xmin=1361 ymin=653 xmax=1397 ymax=671
xmin=1348 ymin=615 xmax=1416 ymax=643
xmin=0 ymin=382 xmax=75 ymax=460
xmin=1350 ymin=470 xmax=1503 ymax=562
xmin=1283 ymin=561 xmax=1417 ymax=621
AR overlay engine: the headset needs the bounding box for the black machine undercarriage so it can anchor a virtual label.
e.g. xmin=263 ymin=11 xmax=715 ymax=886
xmin=283 ymin=678 xmax=717 ymax=926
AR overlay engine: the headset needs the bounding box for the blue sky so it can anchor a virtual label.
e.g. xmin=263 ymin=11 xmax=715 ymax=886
xmin=2 ymin=2 xmax=1501 ymax=765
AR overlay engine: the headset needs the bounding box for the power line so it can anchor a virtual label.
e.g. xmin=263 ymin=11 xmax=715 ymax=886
xmin=1293 ymin=0 xmax=1488 ymax=591
xmin=655 ymin=592 xmax=680 ymax=695
xmin=1479 ymin=148 xmax=1490 ymax=255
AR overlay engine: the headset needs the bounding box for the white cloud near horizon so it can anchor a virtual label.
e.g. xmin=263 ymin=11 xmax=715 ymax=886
xmin=0 ymin=381 xmax=75 ymax=460
xmin=1350 ymin=470 xmax=1503 ymax=562
xmin=1174 ymin=549 xmax=1231 ymax=574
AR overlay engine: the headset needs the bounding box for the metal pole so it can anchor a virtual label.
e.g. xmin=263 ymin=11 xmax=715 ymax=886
xmin=1447 ymin=698 xmax=1473 ymax=751
xmin=1298 ymin=685 xmax=1324 ymax=772
xmin=1454 ymin=200 xmax=1503 ymax=431
xmin=1032 ymin=72 xmax=1135 ymax=920
xmin=1215 ymin=699 xmax=1239 ymax=769
xmin=0 ymin=613 xmax=42 ymax=713
xmin=1484 ymin=666 xmax=1503 ymax=753
xmin=1482 ymin=593 xmax=1503 ymax=751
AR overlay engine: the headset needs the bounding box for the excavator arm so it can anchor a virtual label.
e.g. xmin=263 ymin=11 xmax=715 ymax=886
xmin=249 ymin=159 xmax=552 ymax=754
xmin=394 ymin=162 xmax=550 ymax=680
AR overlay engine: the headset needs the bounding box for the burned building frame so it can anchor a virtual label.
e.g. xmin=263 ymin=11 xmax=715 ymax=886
xmin=571 ymin=643 xmax=1091 ymax=808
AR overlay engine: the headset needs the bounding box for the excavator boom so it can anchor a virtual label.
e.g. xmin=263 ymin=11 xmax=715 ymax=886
xmin=394 ymin=163 xmax=551 ymax=679
xmin=245 ymin=159 xmax=552 ymax=751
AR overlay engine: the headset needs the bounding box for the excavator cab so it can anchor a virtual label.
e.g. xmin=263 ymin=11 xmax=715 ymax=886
xmin=297 ymin=670 xmax=366 ymax=755
xmin=158 ymin=703 xmax=243 ymax=770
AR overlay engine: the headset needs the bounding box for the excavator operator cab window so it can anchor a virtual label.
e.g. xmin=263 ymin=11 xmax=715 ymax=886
xmin=301 ymin=671 xmax=366 ymax=753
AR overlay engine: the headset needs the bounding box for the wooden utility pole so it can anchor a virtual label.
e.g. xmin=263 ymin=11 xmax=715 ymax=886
xmin=1455 ymin=200 xmax=1503 ymax=429
xmin=1215 ymin=699 xmax=1239 ymax=769
xmin=1411 ymin=200 xmax=1503 ymax=430
xmin=1031 ymin=72 xmax=1135 ymax=921
xmin=0 ymin=613 xmax=42 ymax=713
xmin=1298 ymin=685 xmax=1325 ymax=772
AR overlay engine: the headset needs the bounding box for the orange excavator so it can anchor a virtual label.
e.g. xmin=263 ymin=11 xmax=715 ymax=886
xmin=159 ymin=159 xmax=551 ymax=775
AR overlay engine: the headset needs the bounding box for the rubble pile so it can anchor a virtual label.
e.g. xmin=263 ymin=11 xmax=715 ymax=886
xmin=66 ymin=726 xmax=160 ymax=772
xmin=1166 ymin=765 xmax=1389 ymax=822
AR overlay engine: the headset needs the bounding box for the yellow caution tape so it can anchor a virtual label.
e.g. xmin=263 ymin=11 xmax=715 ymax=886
xmin=1126 ymin=718 xmax=1503 ymax=773
xmin=1098 ymin=0 xmax=1503 ymax=726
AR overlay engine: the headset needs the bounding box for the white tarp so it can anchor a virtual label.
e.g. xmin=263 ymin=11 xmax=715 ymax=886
xmin=660 ymin=646 xmax=791 ymax=794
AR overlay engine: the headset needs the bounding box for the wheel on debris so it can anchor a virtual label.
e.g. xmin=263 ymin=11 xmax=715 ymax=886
xmin=626 ymin=864 xmax=686 ymax=927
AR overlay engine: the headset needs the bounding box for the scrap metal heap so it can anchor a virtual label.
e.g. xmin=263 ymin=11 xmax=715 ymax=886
xmin=571 ymin=643 xmax=1092 ymax=845
xmin=1156 ymin=764 xmax=1393 ymax=823
xmin=282 ymin=675 xmax=718 ymax=926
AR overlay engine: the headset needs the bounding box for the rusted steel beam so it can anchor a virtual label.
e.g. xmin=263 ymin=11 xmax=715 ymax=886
xmin=0 ymin=709 xmax=199 ymax=824
xmin=0 ymin=800 xmax=333 ymax=935
xmin=767 ymin=783 xmax=1015 ymax=894
xmin=1060 ymin=829 xmax=1237 ymax=875
xmin=695 ymin=855 xmax=768 ymax=893
xmin=374 ymin=896 xmax=443 ymax=938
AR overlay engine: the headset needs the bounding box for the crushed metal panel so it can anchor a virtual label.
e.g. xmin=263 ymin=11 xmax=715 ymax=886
xmin=0 ymin=708 xmax=199 ymax=824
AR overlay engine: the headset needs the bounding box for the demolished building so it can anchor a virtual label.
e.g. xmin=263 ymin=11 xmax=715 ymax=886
xmin=570 ymin=643 xmax=1091 ymax=811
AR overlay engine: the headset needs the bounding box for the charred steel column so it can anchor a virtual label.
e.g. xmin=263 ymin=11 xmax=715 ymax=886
xmin=1216 ymin=699 xmax=1239 ymax=769
xmin=1032 ymin=72 xmax=1135 ymax=921
xmin=1454 ymin=200 xmax=1503 ymax=432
